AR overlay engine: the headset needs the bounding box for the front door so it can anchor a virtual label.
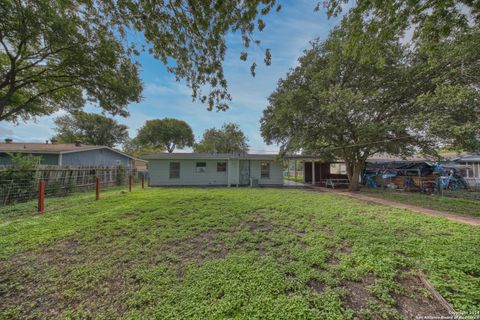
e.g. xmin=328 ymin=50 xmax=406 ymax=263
xmin=239 ymin=160 xmax=250 ymax=185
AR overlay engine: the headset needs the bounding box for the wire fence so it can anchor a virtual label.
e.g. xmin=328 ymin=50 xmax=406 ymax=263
xmin=0 ymin=167 xmax=146 ymax=209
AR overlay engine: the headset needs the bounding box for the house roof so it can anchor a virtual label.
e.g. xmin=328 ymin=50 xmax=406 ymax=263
xmin=286 ymin=152 xmax=469 ymax=163
xmin=457 ymin=154 xmax=480 ymax=162
xmin=0 ymin=142 xmax=140 ymax=160
xmin=142 ymin=152 xmax=279 ymax=161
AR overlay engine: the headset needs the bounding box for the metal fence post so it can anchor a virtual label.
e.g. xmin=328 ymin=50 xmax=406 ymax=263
xmin=129 ymin=175 xmax=132 ymax=192
xmin=38 ymin=180 xmax=45 ymax=213
xmin=96 ymin=177 xmax=100 ymax=200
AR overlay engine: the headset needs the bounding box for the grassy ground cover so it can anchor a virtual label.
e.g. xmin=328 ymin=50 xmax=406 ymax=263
xmin=284 ymin=175 xmax=304 ymax=183
xmin=1 ymin=187 xmax=479 ymax=319
xmin=360 ymin=188 xmax=480 ymax=217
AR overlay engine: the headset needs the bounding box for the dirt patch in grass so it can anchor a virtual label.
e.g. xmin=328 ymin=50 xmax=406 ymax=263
xmin=342 ymin=274 xmax=376 ymax=317
xmin=308 ymin=279 xmax=326 ymax=293
xmin=156 ymin=229 xmax=230 ymax=277
xmin=242 ymin=219 xmax=276 ymax=233
xmin=341 ymin=272 xmax=452 ymax=319
xmin=394 ymin=273 xmax=452 ymax=319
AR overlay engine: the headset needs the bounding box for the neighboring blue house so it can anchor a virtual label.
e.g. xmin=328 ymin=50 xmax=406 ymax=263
xmin=0 ymin=139 xmax=138 ymax=168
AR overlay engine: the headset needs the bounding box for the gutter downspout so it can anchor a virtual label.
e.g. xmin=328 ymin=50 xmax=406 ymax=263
xmin=227 ymin=159 xmax=230 ymax=187
xmin=237 ymin=159 xmax=240 ymax=187
xmin=59 ymin=153 xmax=63 ymax=166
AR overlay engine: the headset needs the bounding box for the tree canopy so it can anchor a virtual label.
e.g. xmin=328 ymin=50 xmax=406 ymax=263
xmin=194 ymin=123 xmax=249 ymax=153
xmin=53 ymin=111 xmax=129 ymax=147
xmin=135 ymin=118 xmax=194 ymax=153
xmin=0 ymin=0 xmax=142 ymax=122
xmin=261 ymin=21 xmax=480 ymax=191
xmin=323 ymin=0 xmax=480 ymax=62
xmin=122 ymin=138 xmax=164 ymax=158
xmin=1 ymin=0 xmax=280 ymax=123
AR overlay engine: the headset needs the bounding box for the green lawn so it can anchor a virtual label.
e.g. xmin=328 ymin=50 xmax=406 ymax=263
xmin=1 ymin=187 xmax=479 ymax=319
xmin=284 ymin=175 xmax=304 ymax=183
xmin=360 ymin=188 xmax=480 ymax=217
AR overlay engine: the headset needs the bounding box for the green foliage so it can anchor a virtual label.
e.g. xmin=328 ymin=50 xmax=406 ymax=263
xmin=0 ymin=153 xmax=40 ymax=204
xmin=0 ymin=0 xmax=142 ymax=122
xmin=135 ymin=118 xmax=194 ymax=153
xmin=261 ymin=21 xmax=480 ymax=190
xmin=361 ymin=189 xmax=480 ymax=217
xmin=323 ymin=0 xmax=480 ymax=63
xmin=0 ymin=0 xmax=280 ymax=121
xmin=6 ymin=152 xmax=41 ymax=170
xmin=122 ymin=138 xmax=164 ymax=158
xmin=53 ymin=111 xmax=129 ymax=147
xmin=194 ymin=122 xmax=249 ymax=153
xmin=0 ymin=188 xmax=479 ymax=318
xmin=116 ymin=165 xmax=126 ymax=186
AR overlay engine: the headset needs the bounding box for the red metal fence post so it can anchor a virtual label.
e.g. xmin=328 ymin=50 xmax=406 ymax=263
xmin=96 ymin=177 xmax=100 ymax=200
xmin=38 ymin=180 xmax=45 ymax=213
xmin=129 ymin=175 xmax=132 ymax=192
xmin=142 ymin=175 xmax=145 ymax=189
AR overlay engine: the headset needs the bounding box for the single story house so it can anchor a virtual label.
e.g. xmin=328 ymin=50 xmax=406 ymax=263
xmin=0 ymin=139 xmax=140 ymax=168
xmin=143 ymin=153 xmax=283 ymax=187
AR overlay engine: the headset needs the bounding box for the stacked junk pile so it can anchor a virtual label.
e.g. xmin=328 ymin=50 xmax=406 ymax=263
xmin=363 ymin=160 xmax=469 ymax=193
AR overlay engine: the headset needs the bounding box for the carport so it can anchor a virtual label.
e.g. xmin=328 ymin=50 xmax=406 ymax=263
xmin=285 ymin=155 xmax=349 ymax=188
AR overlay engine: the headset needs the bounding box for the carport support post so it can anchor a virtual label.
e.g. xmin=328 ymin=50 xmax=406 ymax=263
xmin=95 ymin=177 xmax=100 ymax=200
xmin=129 ymin=175 xmax=133 ymax=192
xmin=38 ymin=180 xmax=45 ymax=213
xmin=294 ymin=160 xmax=297 ymax=182
xmin=312 ymin=161 xmax=316 ymax=185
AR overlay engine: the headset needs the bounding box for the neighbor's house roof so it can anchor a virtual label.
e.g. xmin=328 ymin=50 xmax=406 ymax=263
xmin=143 ymin=152 xmax=279 ymax=161
xmin=286 ymin=152 xmax=468 ymax=163
xmin=0 ymin=142 xmax=141 ymax=160
xmin=457 ymin=154 xmax=480 ymax=162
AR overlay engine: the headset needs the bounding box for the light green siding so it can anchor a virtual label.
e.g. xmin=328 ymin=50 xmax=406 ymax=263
xmin=227 ymin=159 xmax=239 ymax=186
xmin=149 ymin=159 xmax=229 ymax=186
xmin=250 ymin=160 xmax=284 ymax=185
xmin=148 ymin=158 xmax=283 ymax=186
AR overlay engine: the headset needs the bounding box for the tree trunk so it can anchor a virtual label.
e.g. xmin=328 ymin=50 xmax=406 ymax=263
xmin=346 ymin=160 xmax=364 ymax=192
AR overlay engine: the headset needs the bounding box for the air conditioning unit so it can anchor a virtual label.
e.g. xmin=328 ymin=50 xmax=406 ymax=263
xmin=250 ymin=178 xmax=259 ymax=187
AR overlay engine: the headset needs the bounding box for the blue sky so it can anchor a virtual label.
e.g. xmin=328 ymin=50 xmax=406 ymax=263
xmin=0 ymin=0 xmax=345 ymax=153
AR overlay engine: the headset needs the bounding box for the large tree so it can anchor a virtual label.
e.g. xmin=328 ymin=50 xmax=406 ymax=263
xmin=53 ymin=111 xmax=129 ymax=147
xmin=194 ymin=122 xmax=249 ymax=153
xmin=122 ymin=137 xmax=164 ymax=158
xmin=323 ymin=0 xmax=480 ymax=62
xmin=0 ymin=0 xmax=142 ymax=122
xmin=261 ymin=23 xmax=480 ymax=191
xmin=135 ymin=118 xmax=194 ymax=153
xmin=1 ymin=0 xmax=279 ymax=122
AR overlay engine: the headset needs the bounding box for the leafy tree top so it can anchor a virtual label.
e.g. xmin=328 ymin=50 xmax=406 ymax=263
xmin=53 ymin=111 xmax=129 ymax=147
xmin=194 ymin=123 xmax=249 ymax=154
xmin=135 ymin=118 xmax=194 ymax=153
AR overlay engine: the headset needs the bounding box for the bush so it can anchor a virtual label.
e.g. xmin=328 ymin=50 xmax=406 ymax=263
xmin=0 ymin=153 xmax=41 ymax=204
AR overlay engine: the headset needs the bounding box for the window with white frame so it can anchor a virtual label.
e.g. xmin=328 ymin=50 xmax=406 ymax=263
xmin=196 ymin=162 xmax=207 ymax=173
xmin=260 ymin=161 xmax=270 ymax=178
xmin=169 ymin=162 xmax=180 ymax=178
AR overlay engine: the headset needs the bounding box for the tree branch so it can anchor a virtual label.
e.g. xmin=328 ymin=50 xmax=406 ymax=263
xmin=0 ymin=83 xmax=76 ymax=121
